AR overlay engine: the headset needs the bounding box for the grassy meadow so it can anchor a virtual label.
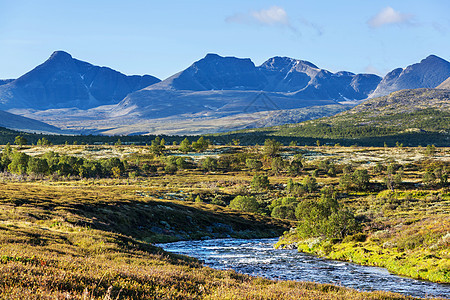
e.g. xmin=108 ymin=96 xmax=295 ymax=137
xmin=0 ymin=141 xmax=448 ymax=299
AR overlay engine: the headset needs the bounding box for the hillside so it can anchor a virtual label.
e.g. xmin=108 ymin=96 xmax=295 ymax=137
xmin=0 ymin=110 xmax=64 ymax=134
xmin=344 ymin=88 xmax=449 ymax=115
xmin=212 ymin=88 xmax=450 ymax=146
xmin=437 ymin=77 xmax=450 ymax=89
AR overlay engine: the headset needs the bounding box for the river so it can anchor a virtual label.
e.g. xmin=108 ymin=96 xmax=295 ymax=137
xmin=158 ymin=238 xmax=450 ymax=299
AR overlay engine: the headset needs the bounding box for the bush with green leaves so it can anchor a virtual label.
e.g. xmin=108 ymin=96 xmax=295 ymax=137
xmin=14 ymin=135 xmax=27 ymax=146
xmin=201 ymin=157 xmax=218 ymax=171
xmin=287 ymin=158 xmax=303 ymax=176
xmin=245 ymin=158 xmax=262 ymax=171
xmin=78 ymin=160 xmax=102 ymax=178
xmin=175 ymin=157 xmax=189 ymax=169
xmin=8 ymin=151 xmax=29 ymax=175
xmin=270 ymin=197 xmax=298 ymax=220
xmin=36 ymin=137 xmax=51 ymax=146
xmin=0 ymin=144 xmax=12 ymax=171
xmin=339 ymin=173 xmax=352 ymax=192
xmin=384 ymin=164 xmax=403 ymax=190
xmin=251 ymin=174 xmax=270 ymax=191
xmin=192 ymin=136 xmax=209 ymax=152
xmin=422 ymin=166 xmax=448 ymax=187
xmin=211 ymin=196 xmax=226 ymax=206
xmin=287 ymin=178 xmax=306 ymax=196
xmin=263 ymin=139 xmax=282 ymax=157
xmin=141 ymin=163 xmax=157 ymax=174
xmin=302 ymin=175 xmax=317 ymax=193
xmin=271 ymin=157 xmax=285 ymax=174
xmin=352 ymin=169 xmax=370 ymax=191
xmin=295 ymin=194 xmax=359 ymax=239
xmin=27 ymin=157 xmax=49 ymax=175
xmin=228 ymin=195 xmax=259 ymax=213
xmin=150 ymin=136 xmax=165 ymax=156
xmin=164 ymin=157 xmax=178 ymax=174
xmin=179 ymin=138 xmax=192 ymax=153
xmin=425 ymin=144 xmax=436 ymax=156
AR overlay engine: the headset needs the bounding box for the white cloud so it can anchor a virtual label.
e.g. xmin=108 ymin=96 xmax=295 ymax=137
xmin=368 ymin=7 xmax=414 ymax=28
xmin=250 ymin=6 xmax=289 ymax=26
xmin=226 ymin=6 xmax=295 ymax=31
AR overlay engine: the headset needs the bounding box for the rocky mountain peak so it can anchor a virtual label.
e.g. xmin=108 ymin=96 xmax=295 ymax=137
xmin=0 ymin=51 xmax=160 ymax=110
xmin=171 ymin=53 xmax=264 ymax=91
xmin=260 ymin=56 xmax=318 ymax=72
xmin=48 ymin=50 xmax=73 ymax=61
xmin=369 ymin=55 xmax=450 ymax=98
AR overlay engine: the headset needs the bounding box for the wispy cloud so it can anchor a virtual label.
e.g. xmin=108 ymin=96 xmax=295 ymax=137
xmin=367 ymin=6 xmax=414 ymax=28
xmin=432 ymin=22 xmax=448 ymax=35
xmin=226 ymin=6 xmax=297 ymax=32
xmin=299 ymin=17 xmax=323 ymax=36
xmin=364 ymin=65 xmax=382 ymax=76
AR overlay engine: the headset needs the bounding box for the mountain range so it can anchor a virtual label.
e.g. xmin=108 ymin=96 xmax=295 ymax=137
xmin=0 ymin=51 xmax=449 ymax=135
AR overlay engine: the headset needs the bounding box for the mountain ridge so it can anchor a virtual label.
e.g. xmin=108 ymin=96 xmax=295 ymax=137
xmin=369 ymin=55 xmax=450 ymax=98
xmin=113 ymin=53 xmax=384 ymax=122
xmin=0 ymin=51 xmax=161 ymax=110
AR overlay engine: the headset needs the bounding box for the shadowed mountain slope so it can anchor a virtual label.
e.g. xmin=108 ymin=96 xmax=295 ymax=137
xmin=0 ymin=51 xmax=160 ymax=110
xmin=370 ymin=55 xmax=450 ymax=98
xmin=0 ymin=110 xmax=64 ymax=134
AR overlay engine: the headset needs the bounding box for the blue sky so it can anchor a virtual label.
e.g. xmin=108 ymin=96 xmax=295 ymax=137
xmin=0 ymin=0 xmax=448 ymax=80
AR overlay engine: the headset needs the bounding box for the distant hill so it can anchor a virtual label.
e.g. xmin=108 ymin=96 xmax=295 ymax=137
xmin=370 ymin=55 xmax=450 ymax=98
xmin=437 ymin=77 xmax=450 ymax=89
xmin=347 ymin=88 xmax=449 ymax=115
xmin=278 ymin=88 xmax=449 ymax=137
xmin=213 ymin=88 xmax=450 ymax=146
xmin=0 ymin=51 xmax=160 ymax=110
xmin=0 ymin=110 xmax=64 ymax=134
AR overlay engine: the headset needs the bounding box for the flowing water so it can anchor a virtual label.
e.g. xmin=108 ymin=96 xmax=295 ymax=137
xmin=158 ymin=238 xmax=450 ymax=299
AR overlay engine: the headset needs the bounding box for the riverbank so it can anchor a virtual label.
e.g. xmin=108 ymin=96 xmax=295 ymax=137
xmin=275 ymin=190 xmax=450 ymax=284
xmin=159 ymin=238 xmax=450 ymax=299
xmin=0 ymin=181 xmax=428 ymax=299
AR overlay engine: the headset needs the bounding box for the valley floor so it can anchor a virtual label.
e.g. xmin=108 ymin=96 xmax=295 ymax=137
xmin=0 ymin=144 xmax=448 ymax=299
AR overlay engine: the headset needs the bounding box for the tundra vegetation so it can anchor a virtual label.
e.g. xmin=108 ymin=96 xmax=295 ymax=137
xmin=0 ymin=138 xmax=448 ymax=299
